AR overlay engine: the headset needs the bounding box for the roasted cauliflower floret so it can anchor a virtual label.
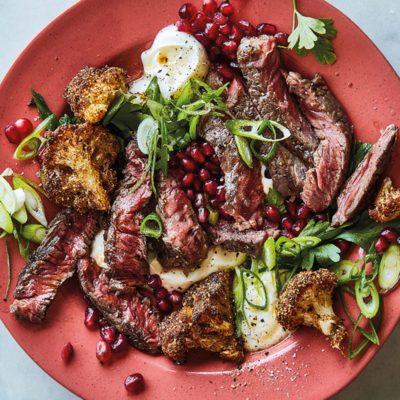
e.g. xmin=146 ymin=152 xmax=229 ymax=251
xmin=41 ymin=123 xmax=120 ymax=213
xmin=276 ymin=268 xmax=346 ymax=351
xmin=159 ymin=271 xmax=244 ymax=364
xmin=64 ymin=66 xmax=127 ymax=123
xmin=369 ymin=177 xmax=400 ymax=222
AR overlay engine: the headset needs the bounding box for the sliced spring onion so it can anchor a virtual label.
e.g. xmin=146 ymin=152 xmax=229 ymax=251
xmin=137 ymin=116 xmax=159 ymax=155
xmin=0 ymin=202 xmax=13 ymax=234
xmin=3 ymin=237 xmax=11 ymax=301
xmin=21 ymin=224 xmax=46 ymax=244
xmin=0 ymin=176 xmax=16 ymax=215
xmin=13 ymin=173 xmax=49 ymax=198
xmin=225 ymin=120 xmax=269 ymax=141
xmin=268 ymin=120 xmax=291 ymax=141
xmin=12 ymin=205 xmax=28 ymax=224
xmin=275 ymin=236 xmax=301 ymax=257
xmin=13 ymin=114 xmax=54 ymax=160
xmin=13 ymin=188 xmax=26 ymax=212
xmin=140 ymin=212 xmax=162 ymax=239
xmin=241 ymin=267 xmax=268 ymax=310
xmin=189 ymin=115 xmax=200 ymax=140
xmin=13 ymin=227 xmax=30 ymax=261
xmin=12 ymin=176 xmax=47 ymax=227
xmin=262 ymin=237 xmax=276 ymax=270
xmin=378 ymin=244 xmax=400 ymax=292
xmin=292 ymin=236 xmax=321 ymax=249
xmin=332 ymin=260 xmax=359 ymax=284
xmin=234 ymin=135 xmax=253 ymax=168
xmin=355 ymin=280 xmax=380 ymax=319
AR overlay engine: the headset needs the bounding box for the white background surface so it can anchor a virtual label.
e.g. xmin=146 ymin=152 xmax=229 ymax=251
xmin=0 ymin=0 xmax=399 ymax=399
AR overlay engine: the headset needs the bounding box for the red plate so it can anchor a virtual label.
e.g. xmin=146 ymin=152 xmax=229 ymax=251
xmin=0 ymin=0 xmax=399 ymax=399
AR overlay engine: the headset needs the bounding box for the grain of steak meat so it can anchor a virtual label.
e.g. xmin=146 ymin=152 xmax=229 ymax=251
xmin=156 ymin=172 xmax=208 ymax=269
xmin=332 ymin=124 xmax=398 ymax=226
xmin=237 ymin=35 xmax=318 ymax=166
xmin=78 ymin=257 xmax=161 ymax=353
xmin=286 ymin=72 xmax=353 ymax=211
xmin=10 ymin=209 xmax=98 ymax=323
xmin=104 ymin=141 xmax=152 ymax=286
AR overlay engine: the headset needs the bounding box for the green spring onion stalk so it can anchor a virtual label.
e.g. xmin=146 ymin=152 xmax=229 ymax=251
xmin=140 ymin=212 xmax=163 ymax=239
xmin=292 ymin=236 xmax=321 ymax=249
xmin=332 ymin=260 xmax=359 ymax=284
xmin=262 ymin=237 xmax=276 ymax=270
xmin=355 ymin=280 xmax=380 ymax=319
xmin=21 ymin=224 xmax=46 ymax=244
xmin=13 ymin=173 xmax=48 ymax=198
xmin=234 ymin=135 xmax=253 ymax=168
xmin=3 ymin=237 xmax=11 ymax=301
xmin=378 ymin=244 xmax=400 ymax=292
xmin=13 ymin=227 xmax=30 ymax=261
xmin=241 ymin=267 xmax=268 ymax=310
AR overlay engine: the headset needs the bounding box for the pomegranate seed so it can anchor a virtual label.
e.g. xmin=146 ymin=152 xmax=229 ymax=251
xmin=237 ymin=20 xmax=256 ymax=36
xmin=155 ymin=287 xmax=169 ymax=301
xmin=222 ymin=40 xmax=238 ymax=56
xmin=296 ymin=204 xmax=311 ymax=220
xmin=281 ymin=215 xmax=293 ymax=230
xmin=209 ymin=197 xmax=220 ymax=208
xmin=216 ymin=186 xmax=226 ymax=202
xmin=147 ymin=274 xmax=162 ymax=289
xmin=182 ymin=172 xmax=195 ymax=187
xmin=125 ymin=373 xmax=145 ymax=394
xmin=111 ymin=333 xmax=129 ymax=353
xmin=4 ymin=124 xmax=20 ymax=144
xmin=176 ymin=151 xmax=186 ymax=160
xmin=158 ymin=298 xmax=172 ymax=313
xmin=256 ymin=23 xmax=277 ymax=36
xmin=284 ymin=199 xmax=297 ymax=218
xmin=209 ymin=154 xmax=220 ymax=165
xmin=375 ymin=236 xmax=389 ymax=253
xmin=193 ymin=178 xmax=202 ymax=192
xmin=194 ymin=193 xmax=206 ymax=208
xmin=209 ymin=45 xmax=222 ymax=61
xmin=98 ymin=318 xmax=108 ymax=328
xmin=215 ymin=34 xmax=228 ymax=46
xmin=220 ymin=1 xmax=234 ymax=16
xmin=201 ymin=142 xmax=214 ymax=156
xmin=284 ymin=230 xmax=295 ymax=239
xmin=190 ymin=147 xmax=206 ymax=163
xmin=179 ymin=3 xmax=197 ymax=20
xmin=61 ymin=342 xmax=73 ymax=363
xmin=84 ymin=307 xmax=99 ymax=329
xmin=218 ymin=203 xmax=231 ymax=219
xmin=14 ymin=118 xmax=33 ymax=137
xmin=213 ymin=12 xmax=229 ymax=25
xmin=216 ymin=63 xmax=234 ymax=80
xmin=169 ymin=290 xmax=183 ymax=307
xmin=176 ymin=19 xmax=191 ymax=33
xmin=314 ymin=213 xmax=327 ymax=222
xmin=186 ymin=189 xmax=195 ymax=201
xmin=204 ymin=179 xmax=218 ymax=196
xmin=229 ymin=25 xmax=242 ymax=43
xmin=292 ymin=219 xmax=306 ymax=236
xmin=264 ymin=205 xmax=281 ymax=223
xmin=203 ymin=0 xmax=218 ymax=16
xmin=334 ymin=239 xmax=350 ymax=254
xmin=274 ymin=32 xmax=289 ymax=46
xmin=191 ymin=12 xmax=208 ymax=31
xmin=204 ymin=161 xmax=219 ymax=174
xmin=96 ymin=340 xmax=112 ymax=364
xmin=199 ymin=168 xmax=211 ymax=182
xmin=219 ymin=23 xmax=231 ymax=36
xmin=205 ymin=22 xmax=219 ymax=40
xmin=181 ymin=157 xmax=197 ymax=171
xmin=380 ymin=227 xmax=399 ymax=243
xmin=198 ymin=207 xmax=209 ymax=223
xmin=194 ymin=32 xmax=211 ymax=47
xmin=100 ymin=326 xmax=116 ymax=344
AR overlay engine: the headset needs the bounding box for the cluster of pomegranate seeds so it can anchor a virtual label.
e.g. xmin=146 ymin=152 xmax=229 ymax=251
xmin=61 ymin=342 xmax=74 ymax=363
xmin=124 ymin=373 xmax=145 ymax=394
xmin=147 ymin=273 xmax=183 ymax=314
xmin=375 ymin=227 xmax=399 ymax=253
xmin=171 ymin=140 xmax=227 ymax=224
xmin=4 ymin=117 xmax=33 ymax=144
xmin=176 ymin=1 xmax=289 ymax=81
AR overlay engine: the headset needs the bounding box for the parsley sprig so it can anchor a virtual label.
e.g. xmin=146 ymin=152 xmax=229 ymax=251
xmin=288 ymin=0 xmax=337 ymax=64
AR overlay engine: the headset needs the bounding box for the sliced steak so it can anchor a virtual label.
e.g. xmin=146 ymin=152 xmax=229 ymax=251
xmin=285 ymin=72 xmax=353 ymax=211
xmin=156 ymin=172 xmax=208 ymax=269
xmin=10 ymin=209 xmax=98 ymax=323
xmin=78 ymin=256 xmax=161 ymax=353
xmin=237 ymin=35 xmax=318 ymax=166
xmin=104 ymin=141 xmax=152 ymax=285
xmin=332 ymin=124 xmax=398 ymax=226
xmin=200 ymin=116 xmax=264 ymax=230
xmin=205 ymin=219 xmax=273 ymax=256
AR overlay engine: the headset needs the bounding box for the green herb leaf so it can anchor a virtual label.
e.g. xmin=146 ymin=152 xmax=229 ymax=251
xmin=311 ymin=243 xmax=341 ymax=266
xmin=347 ymin=140 xmax=373 ymax=177
xmin=311 ymin=36 xmax=337 ymax=65
xmin=266 ymin=186 xmax=286 ymax=213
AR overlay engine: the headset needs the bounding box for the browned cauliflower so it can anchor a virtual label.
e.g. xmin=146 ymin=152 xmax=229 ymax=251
xmin=276 ymin=269 xmax=347 ymax=351
xmin=64 ymin=66 xmax=127 ymax=123
xmin=369 ymin=177 xmax=400 ymax=222
xmin=41 ymin=123 xmax=120 ymax=213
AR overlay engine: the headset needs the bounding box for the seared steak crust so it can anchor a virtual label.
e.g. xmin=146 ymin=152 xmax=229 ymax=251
xmin=156 ymin=172 xmax=208 ymax=269
xmin=78 ymin=257 xmax=161 ymax=353
xmin=160 ymin=271 xmax=244 ymax=364
xmin=10 ymin=209 xmax=98 ymax=323
xmin=104 ymin=141 xmax=152 ymax=285
xmin=286 ymin=72 xmax=353 ymax=211
xmin=332 ymin=124 xmax=398 ymax=226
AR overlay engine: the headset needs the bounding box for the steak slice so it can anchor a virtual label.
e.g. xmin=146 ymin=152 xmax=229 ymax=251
xmin=156 ymin=172 xmax=208 ymax=269
xmin=160 ymin=271 xmax=244 ymax=364
xmin=332 ymin=124 xmax=398 ymax=226
xmin=200 ymin=116 xmax=264 ymax=230
xmin=237 ymin=35 xmax=318 ymax=166
xmin=205 ymin=219 xmax=272 ymax=257
xmin=104 ymin=141 xmax=152 ymax=285
xmin=10 ymin=209 xmax=98 ymax=323
xmin=78 ymin=256 xmax=161 ymax=354
xmin=285 ymin=72 xmax=353 ymax=211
